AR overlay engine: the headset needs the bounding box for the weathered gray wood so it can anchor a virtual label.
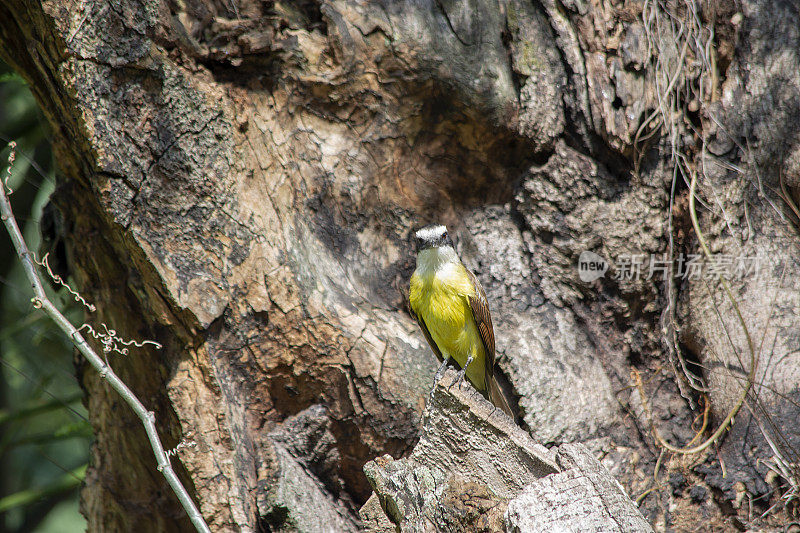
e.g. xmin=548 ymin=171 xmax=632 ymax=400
xmin=505 ymin=444 xmax=654 ymax=533
xmin=362 ymin=370 xmax=651 ymax=532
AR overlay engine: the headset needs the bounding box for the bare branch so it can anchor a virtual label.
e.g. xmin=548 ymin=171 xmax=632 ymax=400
xmin=0 ymin=141 xmax=211 ymax=533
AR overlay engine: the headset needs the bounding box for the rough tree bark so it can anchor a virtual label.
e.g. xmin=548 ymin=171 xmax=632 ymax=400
xmin=0 ymin=0 xmax=798 ymax=531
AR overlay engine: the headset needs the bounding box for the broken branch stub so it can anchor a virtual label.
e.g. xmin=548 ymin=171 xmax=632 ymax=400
xmin=362 ymin=369 xmax=652 ymax=532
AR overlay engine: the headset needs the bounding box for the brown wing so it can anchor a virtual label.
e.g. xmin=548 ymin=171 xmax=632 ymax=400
xmin=411 ymin=308 xmax=444 ymax=362
xmin=466 ymin=269 xmax=495 ymax=376
xmin=467 ymin=269 xmax=514 ymax=418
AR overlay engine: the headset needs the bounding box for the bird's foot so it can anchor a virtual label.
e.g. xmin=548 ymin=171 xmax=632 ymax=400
xmin=429 ymin=358 xmax=451 ymax=404
xmin=449 ymin=355 xmax=473 ymax=391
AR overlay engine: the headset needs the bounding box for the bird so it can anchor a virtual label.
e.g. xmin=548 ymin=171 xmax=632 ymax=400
xmin=409 ymin=224 xmax=513 ymax=417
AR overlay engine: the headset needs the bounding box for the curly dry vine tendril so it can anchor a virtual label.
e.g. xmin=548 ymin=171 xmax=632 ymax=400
xmin=32 ymin=252 xmax=96 ymax=312
xmin=77 ymin=322 xmax=162 ymax=356
xmin=166 ymin=439 xmax=197 ymax=460
xmin=3 ymin=141 xmax=16 ymax=195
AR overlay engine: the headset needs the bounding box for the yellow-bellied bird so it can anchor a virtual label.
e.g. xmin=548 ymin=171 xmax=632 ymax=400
xmin=409 ymin=225 xmax=513 ymax=416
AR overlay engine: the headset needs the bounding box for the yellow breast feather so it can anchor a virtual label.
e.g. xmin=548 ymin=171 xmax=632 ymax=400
xmin=410 ymin=264 xmax=487 ymax=390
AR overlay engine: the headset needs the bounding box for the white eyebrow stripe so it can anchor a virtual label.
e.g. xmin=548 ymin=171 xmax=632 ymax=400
xmin=415 ymin=225 xmax=447 ymax=241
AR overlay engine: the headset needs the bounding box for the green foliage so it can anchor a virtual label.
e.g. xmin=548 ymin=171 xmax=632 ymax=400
xmin=0 ymin=60 xmax=89 ymax=532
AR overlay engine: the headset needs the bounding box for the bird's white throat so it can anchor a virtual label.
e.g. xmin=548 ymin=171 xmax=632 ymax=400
xmin=416 ymin=246 xmax=460 ymax=276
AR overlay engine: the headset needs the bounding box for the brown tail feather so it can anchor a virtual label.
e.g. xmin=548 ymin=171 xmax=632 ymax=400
xmin=487 ymin=373 xmax=514 ymax=418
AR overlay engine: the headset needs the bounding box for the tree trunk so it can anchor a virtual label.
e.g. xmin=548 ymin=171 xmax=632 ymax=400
xmin=0 ymin=0 xmax=798 ymax=530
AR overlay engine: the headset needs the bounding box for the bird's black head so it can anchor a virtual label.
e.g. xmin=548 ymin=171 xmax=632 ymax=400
xmin=414 ymin=225 xmax=453 ymax=251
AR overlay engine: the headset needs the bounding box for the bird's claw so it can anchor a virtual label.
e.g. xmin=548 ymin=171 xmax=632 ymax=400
xmin=448 ymin=355 xmax=473 ymax=391
xmin=449 ymin=368 xmax=467 ymax=390
xmin=428 ymin=357 xmax=451 ymax=405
